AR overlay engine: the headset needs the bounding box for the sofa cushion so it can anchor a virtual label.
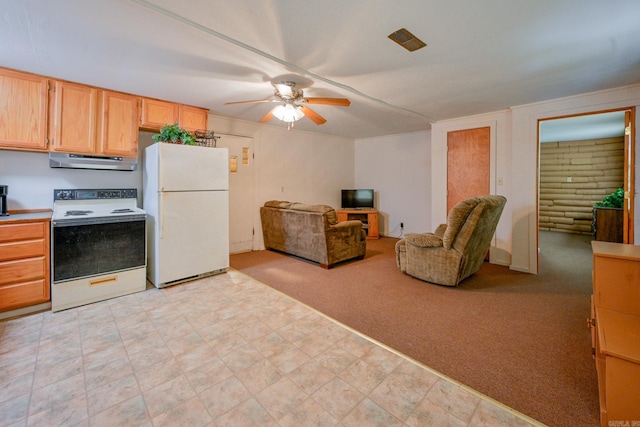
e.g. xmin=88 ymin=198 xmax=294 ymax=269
xmin=289 ymin=203 xmax=338 ymax=225
xmin=264 ymin=200 xmax=293 ymax=209
xmin=405 ymin=233 xmax=443 ymax=248
xmin=289 ymin=203 xmax=333 ymax=213
xmin=443 ymin=197 xmax=480 ymax=249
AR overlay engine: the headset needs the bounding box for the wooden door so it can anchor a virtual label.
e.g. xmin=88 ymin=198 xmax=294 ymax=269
xmin=0 ymin=69 xmax=48 ymax=151
xmin=179 ymin=105 xmax=208 ymax=133
xmin=216 ymin=134 xmax=255 ymax=253
xmin=50 ymin=81 xmax=98 ymax=154
xmin=98 ymin=91 xmax=139 ymax=157
xmin=623 ymin=109 xmax=636 ymax=243
xmin=447 ymin=127 xmax=491 ymax=211
xmin=140 ymin=98 xmax=178 ymax=131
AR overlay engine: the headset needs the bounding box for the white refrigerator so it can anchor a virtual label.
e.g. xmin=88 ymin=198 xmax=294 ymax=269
xmin=143 ymin=143 xmax=229 ymax=288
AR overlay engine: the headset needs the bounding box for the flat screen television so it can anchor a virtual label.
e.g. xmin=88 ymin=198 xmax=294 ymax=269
xmin=341 ymin=189 xmax=374 ymax=209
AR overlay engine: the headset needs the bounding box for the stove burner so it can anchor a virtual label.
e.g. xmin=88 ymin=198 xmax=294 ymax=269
xmin=65 ymin=210 xmax=93 ymax=216
xmin=112 ymin=208 xmax=134 ymax=213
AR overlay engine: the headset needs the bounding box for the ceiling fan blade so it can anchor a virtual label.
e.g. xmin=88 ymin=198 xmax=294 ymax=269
xmin=304 ymin=97 xmax=351 ymax=106
xmin=300 ymin=105 xmax=327 ymax=125
xmin=224 ymin=99 xmax=273 ymax=105
xmin=259 ymin=108 xmax=276 ymax=123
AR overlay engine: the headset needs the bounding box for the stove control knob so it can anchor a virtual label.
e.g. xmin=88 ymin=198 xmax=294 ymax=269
xmin=55 ymin=190 xmax=74 ymax=200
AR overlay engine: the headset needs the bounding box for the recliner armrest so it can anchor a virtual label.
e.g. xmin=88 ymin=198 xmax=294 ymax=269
xmin=434 ymin=224 xmax=447 ymax=238
xmin=405 ymin=233 xmax=443 ymax=248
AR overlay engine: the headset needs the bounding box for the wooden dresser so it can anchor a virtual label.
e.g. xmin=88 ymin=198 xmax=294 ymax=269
xmin=0 ymin=211 xmax=52 ymax=314
xmin=590 ymin=241 xmax=640 ymax=427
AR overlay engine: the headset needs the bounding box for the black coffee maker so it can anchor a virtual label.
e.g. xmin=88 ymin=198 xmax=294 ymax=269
xmin=0 ymin=185 xmax=8 ymax=216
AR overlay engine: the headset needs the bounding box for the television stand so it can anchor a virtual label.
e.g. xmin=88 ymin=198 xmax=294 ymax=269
xmin=338 ymin=209 xmax=379 ymax=239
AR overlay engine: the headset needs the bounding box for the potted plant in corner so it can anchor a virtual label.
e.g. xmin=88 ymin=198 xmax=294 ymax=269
xmin=593 ymin=187 xmax=624 ymax=242
xmin=152 ymin=123 xmax=196 ymax=145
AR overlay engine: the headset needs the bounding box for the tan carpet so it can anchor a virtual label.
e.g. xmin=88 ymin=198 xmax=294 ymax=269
xmin=230 ymin=231 xmax=599 ymax=427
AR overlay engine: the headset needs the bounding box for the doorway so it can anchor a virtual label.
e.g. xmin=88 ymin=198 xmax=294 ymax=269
xmin=538 ymin=109 xmax=634 ymax=271
xmin=216 ymin=134 xmax=255 ymax=254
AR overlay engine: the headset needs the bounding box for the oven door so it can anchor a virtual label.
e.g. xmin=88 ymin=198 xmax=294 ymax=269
xmin=52 ymin=217 xmax=146 ymax=283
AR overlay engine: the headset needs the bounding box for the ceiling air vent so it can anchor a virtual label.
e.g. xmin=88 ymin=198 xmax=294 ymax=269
xmin=388 ymin=28 xmax=426 ymax=52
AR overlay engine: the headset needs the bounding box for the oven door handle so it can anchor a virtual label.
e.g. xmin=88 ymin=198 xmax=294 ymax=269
xmin=90 ymin=276 xmax=118 ymax=286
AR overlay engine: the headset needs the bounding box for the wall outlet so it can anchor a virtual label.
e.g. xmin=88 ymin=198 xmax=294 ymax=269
xmin=400 ymin=222 xmax=404 ymax=228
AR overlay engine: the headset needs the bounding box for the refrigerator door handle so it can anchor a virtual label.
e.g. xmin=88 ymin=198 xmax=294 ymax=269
xmin=159 ymin=195 xmax=163 ymax=239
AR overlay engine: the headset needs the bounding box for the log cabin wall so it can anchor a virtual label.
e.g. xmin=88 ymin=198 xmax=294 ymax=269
xmin=539 ymin=136 xmax=624 ymax=234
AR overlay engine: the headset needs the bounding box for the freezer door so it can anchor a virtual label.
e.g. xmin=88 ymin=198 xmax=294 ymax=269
xmin=153 ymin=190 xmax=229 ymax=286
xmin=155 ymin=143 xmax=228 ymax=192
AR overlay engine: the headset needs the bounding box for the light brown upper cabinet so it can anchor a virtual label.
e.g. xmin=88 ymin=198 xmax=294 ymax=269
xmin=179 ymin=105 xmax=208 ymax=132
xmin=0 ymin=69 xmax=49 ymax=151
xmin=49 ymin=80 xmax=99 ymax=154
xmin=1 ymin=66 xmax=208 ymax=156
xmin=99 ymin=91 xmax=139 ymax=157
xmin=50 ymin=81 xmax=139 ymax=157
xmin=140 ymin=98 xmax=178 ymax=131
xmin=140 ymin=98 xmax=208 ymax=132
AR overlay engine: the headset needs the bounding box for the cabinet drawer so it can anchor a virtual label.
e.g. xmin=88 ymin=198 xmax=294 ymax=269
xmin=0 ymin=257 xmax=46 ymax=285
xmin=594 ymin=256 xmax=640 ymax=315
xmin=0 ymin=222 xmax=46 ymax=243
xmin=0 ymin=239 xmax=46 ymax=262
xmin=0 ymin=279 xmax=49 ymax=311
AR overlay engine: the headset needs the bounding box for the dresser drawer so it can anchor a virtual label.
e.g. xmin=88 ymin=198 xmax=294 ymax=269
xmin=0 ymin=239 xmax=46 ymax=262
xmin=0 ymin=222 xmax=46 ymax=243
xmin=0 ymin=257 xmax=46 ymax=285
xmin=0 ymin=279 xmax=49 ymax=311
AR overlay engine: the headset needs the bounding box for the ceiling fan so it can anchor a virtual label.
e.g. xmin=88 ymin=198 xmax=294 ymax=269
xmin=225 ymin=81 xmax=350 ymax=129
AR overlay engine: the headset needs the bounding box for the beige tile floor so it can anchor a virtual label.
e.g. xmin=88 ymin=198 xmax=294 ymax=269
xmin=0 ymin=269 xmax=544 ymax=427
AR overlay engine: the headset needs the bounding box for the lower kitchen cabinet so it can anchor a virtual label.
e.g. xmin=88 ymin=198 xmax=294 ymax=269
xmin=0 ymin=216 xmax=51 ymax=312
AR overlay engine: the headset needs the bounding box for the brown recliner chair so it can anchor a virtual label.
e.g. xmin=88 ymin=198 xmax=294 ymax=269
xmin=395 ymin=195 xmax=506 ymax=286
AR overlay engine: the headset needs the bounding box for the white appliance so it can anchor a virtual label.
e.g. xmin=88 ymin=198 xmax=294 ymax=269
xmin=51 ymin=188 xmax=147 ymax=312
xmin=144 ymin=143 xmax=229 ymax=288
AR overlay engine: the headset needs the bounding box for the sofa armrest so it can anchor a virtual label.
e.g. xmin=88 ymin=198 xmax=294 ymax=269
xmin=331 ymin=220 xmax=363 ymax=230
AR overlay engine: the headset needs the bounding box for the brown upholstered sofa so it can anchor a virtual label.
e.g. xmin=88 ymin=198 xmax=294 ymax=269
xmin=260 ymin=200 xmax=366 ymax=268
xmin=395 ymin=195 xmax=506 ymax=286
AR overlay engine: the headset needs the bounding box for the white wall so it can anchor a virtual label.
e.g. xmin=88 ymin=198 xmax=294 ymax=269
xmin=430 ymin=111 xmax=512 ymax=266
xmin=210 ymin=115 xmax=355 ymax=248
xmin=0 ymin=149 xmax=144 ymax=211
xmin=355 ymin=131 xmax=430 ymax=237
xmin=0 ymin=119 xmax=354 ymax=254
xmin=430 ymin=84 xmax=640 ymax=273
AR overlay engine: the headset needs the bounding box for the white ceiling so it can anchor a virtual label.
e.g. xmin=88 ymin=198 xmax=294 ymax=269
xmin=2 ymin=0 xmax=639 ymax=139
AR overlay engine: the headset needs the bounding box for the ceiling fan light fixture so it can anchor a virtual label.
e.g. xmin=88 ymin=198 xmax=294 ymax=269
xmin=272 ymin=104 xmax=304 ymax=123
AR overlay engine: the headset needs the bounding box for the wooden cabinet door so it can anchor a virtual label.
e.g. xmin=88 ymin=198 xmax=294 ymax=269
xmin=140 ymin=98 xmax=178 ymax=131
xmin=50 ymin=81 xmax=98 ymax=154
xmin=179 ymin=105 xmax=208 ymax=132
xmin=0 ymin=69 xmax=48 ymax=150
xmin=99 ymin=91 xmax=139 ymax=157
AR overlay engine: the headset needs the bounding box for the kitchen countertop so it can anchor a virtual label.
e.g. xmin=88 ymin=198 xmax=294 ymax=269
xmin=0 ymin=210 xmax=52 ymax=224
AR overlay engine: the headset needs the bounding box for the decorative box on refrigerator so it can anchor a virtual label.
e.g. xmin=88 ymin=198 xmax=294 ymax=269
xmin=143 ymin=143 xmax=229 ymax=288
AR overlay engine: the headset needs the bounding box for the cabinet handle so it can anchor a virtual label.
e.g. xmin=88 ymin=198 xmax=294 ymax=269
xmin=586 ymin=317 xmax=595 ymax=329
